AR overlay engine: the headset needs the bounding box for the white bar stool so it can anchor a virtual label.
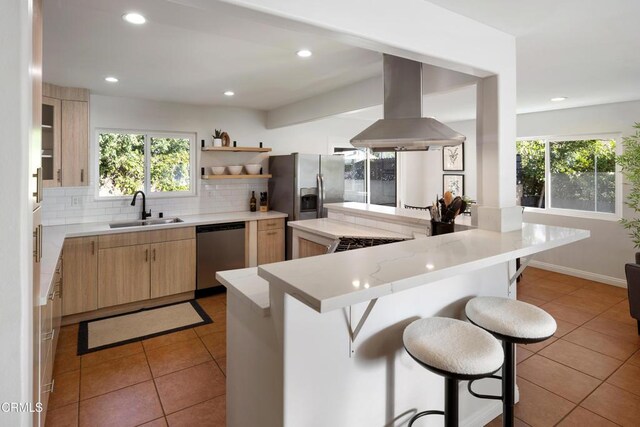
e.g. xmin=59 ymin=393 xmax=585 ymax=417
xmin=465 ymin=297 xmax=557 ymax=427
xmin=403 ymin=317 xmax=504 ymax=427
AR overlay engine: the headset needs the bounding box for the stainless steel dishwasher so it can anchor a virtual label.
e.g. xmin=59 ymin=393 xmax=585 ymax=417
xmin=196 ymin=222 xmax=245 ymax=297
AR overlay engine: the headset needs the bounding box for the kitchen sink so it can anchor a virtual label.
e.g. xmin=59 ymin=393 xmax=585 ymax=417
xmin=109 ymin=217 xmax=184 ymax=229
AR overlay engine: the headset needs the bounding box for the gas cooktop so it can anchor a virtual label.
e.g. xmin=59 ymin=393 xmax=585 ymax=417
xmin=333 ymin=237 xmax=408 ymax=252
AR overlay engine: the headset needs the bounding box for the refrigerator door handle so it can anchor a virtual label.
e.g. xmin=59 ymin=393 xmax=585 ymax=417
xmin=316 ymin=173 xmax=323 ymax=217
xmin=319 ymin=173 xmax=325 ymax=217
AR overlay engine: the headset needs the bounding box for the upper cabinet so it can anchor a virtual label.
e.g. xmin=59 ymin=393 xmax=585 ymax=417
xmin=42 ymin=83 xmax=89 ymax=187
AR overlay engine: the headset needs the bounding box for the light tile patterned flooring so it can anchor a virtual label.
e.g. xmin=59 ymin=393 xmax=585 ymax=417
xmin=46 ymin=268 xmax=639 ymax=426
xmin=45 ymin=295 xmax=227 ymax=427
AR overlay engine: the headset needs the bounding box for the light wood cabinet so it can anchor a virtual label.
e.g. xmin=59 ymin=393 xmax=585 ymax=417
xmin=151 ymin=239 xmax=196 ymax=298
xmin=42 ymin=96 xmax=61 ymax=187
xmin=298 ymin=237 xmax=329 ymax=258
xmin=257 ymin=228 xmax=285 ymax=265
xmin=98 ymin=244 xmax=150 ymax=308
xmin=62 ymin=236 xmax=98 ymax=315
xmin=61 ymin=100 xmax=88 ymax=186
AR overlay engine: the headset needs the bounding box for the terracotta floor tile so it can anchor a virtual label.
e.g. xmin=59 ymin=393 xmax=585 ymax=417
xmin=54 ymin=344 xmax=81 ymax=375
xmin=522 ymin=267 xmax=551 ymax=278
xmin=154 ymin=361 xmax=225 ymax=414
xmin=606 ymin=363 xmax=640 ymax=397
xmin=517 ymin=355 xmax=601 ymax=403
xmin=48 ymin=369 xmax=80 ymax=410
xmin=563 ymin=327 xmax=640 ymax=360
xmin=581 ymin=383 xmax=640 ymax=426
xmin=485 ymin=414 xmax=530 ymax=427
xmin=540 ymin=302 xmax=596 ymax=325
xmin=581 ymin=282 xmax=628 ymax=299
xmin=514 ymin=378 xmax=575 ymax=426
xmin=142 ymin=329 xmax=198 ymax=351
xmin=556 ymin=406 xmax=618 ymax=427
xmin=599 ymin=302 xmax=636 ymax=327
xmin=193 ymin=319 xmax=226 ymax=337
xmin=200 ymin=331 xmax=226 ymax=359
xmin=539 ymin=339 xmax=622 ymax=380
xmin=45 ymin=402 xmax=78 ymax=427
xmin=534 ymin=277 xmax=585 ymax=294
xmin=570 ymin=288 xmax=627 ymax=307
xmin=628 ymin=350 xmax=640 ymax=367
xmin=145 ymin=337 xmax=212 ymax=378
xmin=517 ymin=285 xmax=566 ymax=302
xmin=166 ymin=394 xmax=226 ymax=427
xmin=582 ymin=316 xmax=640 ymax=344
xmin=79 ymin=381 xmax=163 ymax=427
xmin=554 ymin=319 xmax=580 ymax=338
xmin=553 ymin=295 xmax=616 ymax=315
xmin=139 ymin=417 xmax=168 ymax=427
xmin=215 ymin=356 xmax=226 ymax=376
xmin=516 ymin=347 xmax=534 ymax=365
xmin=544 ymin=273 xmax=595 ymax=288
xmin=80 ymin=352 xmax=152 ymax=400
xmin=81 ymin=342 xmax=144 ymax=369
xmin=57 ymin=324 xmax=79 ymax=350
xmin=516 ymin=294 xmax=547 ymax=307
xmin=518 ymin=336 xmax=557 ymax=353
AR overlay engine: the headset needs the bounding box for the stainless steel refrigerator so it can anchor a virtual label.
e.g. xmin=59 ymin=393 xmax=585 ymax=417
xmin=268 ymin=153 xmax=345 ymax=259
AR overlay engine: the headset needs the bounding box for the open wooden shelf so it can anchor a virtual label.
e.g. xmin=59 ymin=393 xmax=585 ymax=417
xmin=201 ymin=146 xmax=271 ymax=153
xmin=201 ymin=174 xmax=272 ymax=180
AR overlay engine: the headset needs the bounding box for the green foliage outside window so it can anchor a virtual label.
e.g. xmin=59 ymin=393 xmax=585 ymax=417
xmin=617 ymin=123 xmax=640 ymax=247
xmin=99 ymin=132 xmax=191 ymax=197
xmin=517 ymin=140 xmax=545 ymax=207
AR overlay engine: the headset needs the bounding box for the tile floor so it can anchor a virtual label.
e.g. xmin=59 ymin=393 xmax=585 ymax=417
xmin=45 ymin=268 xmax=638 ymax=426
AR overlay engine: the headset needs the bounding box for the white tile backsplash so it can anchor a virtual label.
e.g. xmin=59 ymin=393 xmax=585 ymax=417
xmin=42 ymin=180 xmax=267 ymax=225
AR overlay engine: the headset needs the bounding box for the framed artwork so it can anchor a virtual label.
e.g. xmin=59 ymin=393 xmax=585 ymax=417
xmin=442 ymin=143 xmax=464 ymax=171
xmin=443 ymin=174 xmax=464 ymax=197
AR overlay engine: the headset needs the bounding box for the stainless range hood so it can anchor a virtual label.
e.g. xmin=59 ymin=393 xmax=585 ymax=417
xmin=350 ymin=54 xmax=466 ymax=152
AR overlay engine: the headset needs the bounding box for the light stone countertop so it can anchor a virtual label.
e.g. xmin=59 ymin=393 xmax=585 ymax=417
xmin=258 ymin=223 xmax=590 ymax=313
xmin=216 ymin=267 xmax=271 ymax=317
xmin=39 ymin=210 xmax=287 ymax=306
xmin=287 ymin=218 xmax=412 ymax=240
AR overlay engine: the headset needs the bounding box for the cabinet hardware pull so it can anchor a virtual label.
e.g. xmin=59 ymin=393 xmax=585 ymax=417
xmin=153 ymin=248 xmax=156 ymax=261
xmin=91 ymin=240 xmax=95 ymax=255
xmin=42 ymin=380 xmax=55 ymax=394
xmin=39 ymin=225 xmax=43 ymax=262
xmin=145 ymin=249 xmax=148 ymax=262
xmin=57 ymin=169 xmax=61 ymax=183
xmin=48 ymin=291 xmax=55 ymax=301
xmin=33 ymin=227 xmax=39 ymax=261
xmin=43 ymin=329 xmax=55 ymax=341
xmin=32 ymin=167 xmax=42 ymax=202
xmin=81 ymin=169 xmax=84 ymax=182
xmin=267 ymin=231 xmax=277 ymax=235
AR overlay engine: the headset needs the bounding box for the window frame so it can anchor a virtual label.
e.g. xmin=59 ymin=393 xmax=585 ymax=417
xmin=517 ymin=132 xmax=622 ymax=221
xmin=95 ymin=128 xmax=197 ymax=200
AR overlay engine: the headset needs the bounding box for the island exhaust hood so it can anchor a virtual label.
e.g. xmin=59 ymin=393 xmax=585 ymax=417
xmin=350 ymin=54 xmax=466 ymax=152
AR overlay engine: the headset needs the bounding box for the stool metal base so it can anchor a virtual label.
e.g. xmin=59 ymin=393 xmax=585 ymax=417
xmin=409 ymin=377 xmax=459 ymax=427
xmin=502 ymin=341 xmax=516 ymax=427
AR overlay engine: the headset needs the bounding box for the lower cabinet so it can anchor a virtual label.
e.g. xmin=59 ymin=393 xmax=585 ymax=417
xmin=62 ymin=236 xmax=98 ymax=315
xmin=150 ymin=239 xmax=196 ymax=298
xmin=298 ymin=237 xmax=329 ymax=258
xmin=98 ymin=244 xmax=150 ymax=308
xmin=257 ymin=219 xmax=285 ymax=265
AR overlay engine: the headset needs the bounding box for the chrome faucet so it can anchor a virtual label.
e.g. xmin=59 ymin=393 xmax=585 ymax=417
xmin=131 ymin=191 xmax=151 ymax=220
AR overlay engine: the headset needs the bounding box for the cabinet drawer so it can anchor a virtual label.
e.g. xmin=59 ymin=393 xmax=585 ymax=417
xmin=99 ymin=227 xmax=195 ymax=249
xmin=257 ymin=218 xmax=284 ymax=231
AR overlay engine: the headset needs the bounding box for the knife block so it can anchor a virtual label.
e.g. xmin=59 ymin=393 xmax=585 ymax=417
xmin=430 ymin=219 xmax=455 ymax=236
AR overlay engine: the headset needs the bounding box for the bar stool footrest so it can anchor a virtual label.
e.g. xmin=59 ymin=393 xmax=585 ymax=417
xmin=408 ymin=410 xmax=445 ymax=427
xmin=467 ymin=375 xmax=503 ymax=401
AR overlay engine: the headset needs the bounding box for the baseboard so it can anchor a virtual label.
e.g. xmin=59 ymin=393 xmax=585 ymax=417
xmin=529 ymin=260 xmax=627 ymax=288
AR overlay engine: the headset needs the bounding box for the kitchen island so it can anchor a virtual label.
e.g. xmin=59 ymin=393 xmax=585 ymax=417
xmin=218 ymin=222 xmax=589 ymax=427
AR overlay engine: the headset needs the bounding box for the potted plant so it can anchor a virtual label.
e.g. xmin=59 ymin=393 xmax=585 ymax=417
xmin=213 ymin=129 xmax=223 ymax=147
xmin=617 ymin=122 xmax=640 ymax=263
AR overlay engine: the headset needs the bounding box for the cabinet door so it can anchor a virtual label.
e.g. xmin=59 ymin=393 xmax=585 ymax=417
xmin=150 ymin=239 xmax=196 ymax=298
xmin=42 ymin=96 xmax=61 ymax=187
xmin=257 ymin=228 xmax=285 ymax=265
xmin=61 ymin=100 xmax=88 ymax=186
xmin=298 ymin=237 xmax=329 ymax=258
xmin=98 ymin=244 xmax=150 ymax=308
xmin=62 ymin=237 xmax=98 ymax=315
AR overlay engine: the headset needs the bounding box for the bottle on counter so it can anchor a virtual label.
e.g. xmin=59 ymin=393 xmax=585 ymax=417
xmin=250 ymin=191 xmax=257 ymax=212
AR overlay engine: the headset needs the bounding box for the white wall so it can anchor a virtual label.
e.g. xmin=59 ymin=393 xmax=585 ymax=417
xmin=42 ymin=94 xmax=370 ymax=225
xmin=0 ymin=0 xmax=34 ymax=425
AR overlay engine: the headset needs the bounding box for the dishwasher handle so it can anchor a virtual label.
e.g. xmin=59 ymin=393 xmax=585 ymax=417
xmin=196 ymin=222 xmax=246 ymax=233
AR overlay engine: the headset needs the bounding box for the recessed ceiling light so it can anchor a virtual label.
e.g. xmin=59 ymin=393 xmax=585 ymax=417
xmin=122 ymin=12 xmax=146 ymax=25
xmin=551 ymin=97 xmax=567 ymax=102
xmin=105 ymin=76 xmax=119 ymax=83
xmin=296 ymin=49 xmax=312 ymax=58
xmin=224 ymin=91 xmax=235 ymax=96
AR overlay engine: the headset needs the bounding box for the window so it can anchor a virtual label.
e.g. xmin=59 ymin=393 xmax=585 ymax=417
xmin=98 ymin=130 xmax=195 ymax=198
xmin=333 ymin=147 xmax=397 ymax=206
xmin=516 ymin=136 xmax=618 ymax=216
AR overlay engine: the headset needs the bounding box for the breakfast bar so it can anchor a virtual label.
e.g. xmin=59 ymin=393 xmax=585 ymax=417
xmin=218 ymin=222 xmax=590 ymax=427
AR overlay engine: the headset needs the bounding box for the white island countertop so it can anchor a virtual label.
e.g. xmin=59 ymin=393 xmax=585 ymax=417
xmin=258 ymin=224 xmax=590 ymax=313
xmin=288 ymin=218 xmax=411 ymax=240
xmin=39 ymin=210 xmax=287 ymax=306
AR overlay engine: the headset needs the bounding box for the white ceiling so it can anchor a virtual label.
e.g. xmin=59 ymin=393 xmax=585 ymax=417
xmin=44 ymin=0 xmax=640 ymax=118
xmin=43 ymin=0 xmax=381 ymax=110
